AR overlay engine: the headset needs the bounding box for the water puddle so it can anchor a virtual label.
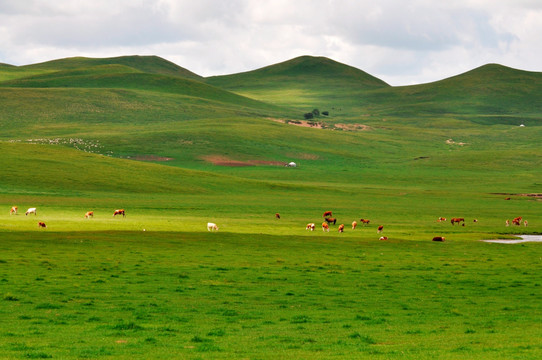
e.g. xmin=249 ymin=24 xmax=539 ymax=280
xmin=482 ymin=235 xmax=542 ymax=244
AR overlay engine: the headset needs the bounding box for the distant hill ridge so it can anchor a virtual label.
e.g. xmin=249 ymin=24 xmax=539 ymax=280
xmin=4 ymin=54 xmax=540 ymax=88
xmin=22 ymin=55 xmax=203 ymax=81
xmin=2 ymin=54 xmax=540 ymax=119
xmin=206 ymin=55 xmax=390 ymax=90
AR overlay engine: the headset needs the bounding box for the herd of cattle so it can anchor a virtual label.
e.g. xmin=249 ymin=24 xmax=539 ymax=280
xmin=8 ymin=206 xmax=527 ymax=240
xmin=8 ymin=206 xmax=126 ymax=229
xmin=300 ymin=211 xmax=527 ymax=242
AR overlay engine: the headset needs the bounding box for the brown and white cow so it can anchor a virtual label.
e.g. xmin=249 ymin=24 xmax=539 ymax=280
xmin=10 ymin=206 xmax=17 ymax=215
xmin=38 ymin=221 xmax=47 ymax=228
xmin=351 ymin=221 xmax=357 ymax=230
xmin=377 ymin=225 xmax=384 ymax=233
xmin=113 ymin=209 xmax=125 ymax=217
xmin=275 ymin=213 xmax=281 ymax=219
xmin=207 ymin=222 xmax=219 ymax=231
xmin=84 ymin=211 xmax=94 ymax=219
xmin=324 ymin=217 xmax=337 ymax=225
xmin=432 ymin=236 xmax=445 ymax=242
xmin=437 ymin=217 xmax=446 ymax=222
xmin=306 ymin=223 xmax=315 ymax=231
xmin=26 ymin=207 xmax=37 ymax=216
xmin=512 ymin=217 xmax=522 ymax=226
xmin=338 ymin=224 xmax=345 ymax=233
xmin=379 ymin=236 xmax=388 ymax=241
xmin=323 ymin=211 xmax=333 ymax=218
xmin=322 ymin=222 xmax=330 ymax=232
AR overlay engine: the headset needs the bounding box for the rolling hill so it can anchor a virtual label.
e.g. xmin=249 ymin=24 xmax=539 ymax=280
xmin=205 ymin=56 xmax=390 ymax=111
xmin=23 ymin=55 xmax=203 ymax=80
xmin=0 ymin=55 xmax=540 ymax=192
xmin=206 ymin=57 xmax=542 ymax=124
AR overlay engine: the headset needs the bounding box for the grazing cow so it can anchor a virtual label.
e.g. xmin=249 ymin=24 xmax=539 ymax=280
xmin=38 ymin=221 xmax=47 ymax=228
xmin=113 ymin=209 xmax=125 ymax=217
xmin=207 ymin=222 xmax=219 ymax=231
xmin=437 ymin=217 xmax=446 ymax=222
xmin=377 ymin=225 xmax=384 ymax=233
xmin=473 ymin=219 xmax=478 ymax=223
xmin=505 ymin=197 xmax=511 ymax=200
xmin=379 ymin=236 xmax=388 ymax=241
xmin=512 ymin=217 xmax=522 ymax=226
xmin=432 ymin=236 xmax=445 ymax=242
xmin=351 ymin=221 xmax=357 ymax=230
xmin=338 ymin=224 xmax=345 ymax=233
xmin=450 ymin=217 xmax=464 ymax=225
xmin=524 ymin=220 xmax=528 ymax=227
xmin=360 ymin=218 xmax=370 ymax=225
xmin=275 ymin=213 xmax=281 ymax=219
xmin=324 ymin=217 xmax=337 ymax=225
xmin=84 ymin=211 xmax=94 ymax=219
xmin=323 ymin=211 xmax=333 ymax=218
xmin=322 ymin=222 xmax=329 ymax=232
xmin=505 ymin=219 xmax=510 ymax=226
xmin=306 ymin=223 xmax=315 ymax=231
xmin=25 ymin=208 xmax=37 ymax=216
xmin=10 ymin=206 xmax=17 ymax=215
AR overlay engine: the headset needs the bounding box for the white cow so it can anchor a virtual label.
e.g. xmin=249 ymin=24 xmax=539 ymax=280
xmin=207 ymin=222 xmax=219 ymax=231
xmin=26 ymin=207 xmax=37 ymax=216
xmin=306 ymin=223 xmax=315 ymax=231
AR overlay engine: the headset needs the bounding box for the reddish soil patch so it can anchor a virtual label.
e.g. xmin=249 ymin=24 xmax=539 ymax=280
xmin=493 ymin=193 xmax=542 ymax=201
xmin=126 ymin=155 xmax=174 ymax=162
xmin=201 ymin=155 xmax=285 ymax=167
xmin=286 ymin=152 xmax=319 ymax=160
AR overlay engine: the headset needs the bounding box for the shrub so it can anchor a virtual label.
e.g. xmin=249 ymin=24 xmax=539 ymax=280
xmin=304 ymin=112 xmax=314 ymax=120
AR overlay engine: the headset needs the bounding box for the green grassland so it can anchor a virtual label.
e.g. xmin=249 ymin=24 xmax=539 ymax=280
xmin=0 ymin=55 xmax=540 ymax=359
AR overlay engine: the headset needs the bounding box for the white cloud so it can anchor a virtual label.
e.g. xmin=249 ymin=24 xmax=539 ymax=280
xmin=0 ymin=0 xmax=540 ymax=85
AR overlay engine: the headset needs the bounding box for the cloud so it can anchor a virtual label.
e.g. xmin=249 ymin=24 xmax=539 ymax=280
xmin=0 ymin=0 xmax=540 ymax=85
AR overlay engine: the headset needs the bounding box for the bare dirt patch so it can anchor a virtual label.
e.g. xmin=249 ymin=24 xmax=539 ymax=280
xmin=334 ymin=123 xmax=371 ymax=131
xmin=269 ymin=118 xmax=325 ymax=129
xmin=201 ymin=155 xmax=285 ymax=167
xmin=286 ymin=152 xmax=320 ymax=160
xmin=269 ymin=118 xmax=371 ymax=131
xmin=126 ymin=155 xmax=174 ymax=162
xmin=446 ymin=139 xmax=467 ymax=146
xmin=493 ymin=193 xmax=542 ymax=201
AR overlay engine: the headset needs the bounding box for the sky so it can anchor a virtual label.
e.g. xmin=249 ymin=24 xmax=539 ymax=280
xmin=1 ymin=0 xmax=541 ymax=85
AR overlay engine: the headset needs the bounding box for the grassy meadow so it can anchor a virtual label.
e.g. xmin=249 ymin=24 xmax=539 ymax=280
xmin=0 ymin=55 xmax=541 ymax=359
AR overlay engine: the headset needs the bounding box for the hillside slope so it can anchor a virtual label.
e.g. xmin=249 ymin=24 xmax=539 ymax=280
xmin=23 ymin=55 xmax=203 ymax=81
xmin=360 ymin=64 xmax=542 ymax=122
xmin=1 ymin=67 xmax=286 ymax=114
xmin=207 ymin=56 xmax=389 ymax=88
xmin=206 ymin=56 xmax=390 ymax=111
